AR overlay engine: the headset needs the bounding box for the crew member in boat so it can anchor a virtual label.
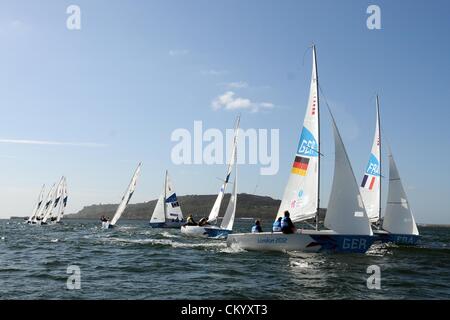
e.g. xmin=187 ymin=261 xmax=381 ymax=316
xmin=281 ymin=211 xmax=296 ymax=234
xmin=186 ymin=214 xmax=197 ymax=226
xmin=251 ymin=220 xmax=263 ymax=233
xmin=272 ymin=217 xmax=282 ymax=232
xmin=198 ymin=217 xmax=210 ymax=226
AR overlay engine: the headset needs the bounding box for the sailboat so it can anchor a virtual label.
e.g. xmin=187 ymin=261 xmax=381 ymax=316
xmin=42 ymin=176 xmax=65 ymax=225
xmin=56 ymin=177 xmax=68 ymax=223
xmin=102 ymin=162 xmax=142 ymax=229
xmin=26 ymin=184 xmax=46 ymax=224
xmin=181 ymin=116 xmax=239 ymax=239
xmin=46 ymin=177 xmax=68 ymax=224
xmin=226 ymin=45 xmax=375 ymax=253
xmin=149 ymin=170 xmax=185 ymax=228
xmin=30 ymin=182 xmax=56 ymax=225
xmin=360 ymin=102 xmax=419 ymax=244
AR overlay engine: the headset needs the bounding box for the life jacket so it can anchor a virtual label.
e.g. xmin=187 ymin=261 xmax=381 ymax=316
xmin=251 ymin=225 xmax=261 ymax=233
xmin=281 ymin=217 xmax=291 ymax=229
xmin=272 ymin=220 xmax=282 ymax=232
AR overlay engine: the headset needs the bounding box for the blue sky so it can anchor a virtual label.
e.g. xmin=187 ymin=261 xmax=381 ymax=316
xmin=0 ymin=0 xmax=449 ymax=223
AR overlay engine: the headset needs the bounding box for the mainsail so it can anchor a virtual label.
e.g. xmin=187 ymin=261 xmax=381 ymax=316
xmin=277 ymin=45 xmax=319 ymax=223
xmin=36 ymin=183 xmax=56 ymax=221
xmin=150 ymin=171 xmax=183 ymax=223
xmin=382 ymin=152 xmax=419 ymax=235
xmin=208 ymin=116 xmax=240 ymax=223
xmin=110 ymin=163 xmax=142 ymax=226
xmin=164 ymin=172 xmax=183 ymax=221
xmin=220 ymin=155 xmax=237 ymax=231
xmin=324 ymin=110 xmax=373 ymax=235
xmin=44 ymin=176 xmax=64 ymax=223
xmin=56 ymin=177 xmax=68 ymax=222
xmin=28 ymin=184 xmax=45 ymax=222
xmin=360 ymin=96 xmax=381 ymax=223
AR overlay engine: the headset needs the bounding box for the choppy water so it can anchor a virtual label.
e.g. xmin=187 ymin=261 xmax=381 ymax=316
xmin=0 ymin=219 xmax=449 ymax=299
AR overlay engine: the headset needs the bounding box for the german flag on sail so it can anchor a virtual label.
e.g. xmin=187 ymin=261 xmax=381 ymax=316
xmin=291 ymin=156 xmax=310 ymax=176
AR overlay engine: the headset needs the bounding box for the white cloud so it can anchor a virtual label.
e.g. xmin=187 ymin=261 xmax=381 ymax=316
xmin=169 ymin=49 xmax=189 ymax=56
xmin=201 ymin=69 xmax=229 ymax=76
xmin=226 ymin=81 xmax=248 ymax=89
xmin=211 ymin=91 xmax=275 ymax=113
xmin=0 ymin=139 xmax=107 ymax=147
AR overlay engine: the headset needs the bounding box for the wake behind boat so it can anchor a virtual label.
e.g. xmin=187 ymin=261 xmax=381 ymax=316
xmin=181 ymin=116 xmax=239 ymax=239
xmin=227 ymin=45 xmax=375 ymax=253
xmin=149 ymin=170 xmax=184 ymax=229
xmin=102 ymin=163 xmax=141 ymax=229
xmin=359 ymin=97 xmax=420 ymax=245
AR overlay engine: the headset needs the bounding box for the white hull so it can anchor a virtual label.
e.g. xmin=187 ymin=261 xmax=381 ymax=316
xmin=227 ymin=230 xmax=375 ymax=253
xmin=181 ymin=225 xmax=232 ymax=239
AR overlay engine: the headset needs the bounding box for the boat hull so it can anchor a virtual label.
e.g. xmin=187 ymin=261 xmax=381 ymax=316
xmin=181 ymin=225 xmax=232 ymax=239
xmin=149 ymin=221 xmax=184 ymax=229
xmin=227 ymin=230 xmax=375 ymax=253
xmin=101 ymin=221 xmax=114 ymax=229
xmin=373 ymin=230 xmax=420 ymax=245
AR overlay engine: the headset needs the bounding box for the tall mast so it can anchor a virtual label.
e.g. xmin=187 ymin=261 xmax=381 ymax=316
xmin=313 ymin=44 xmax=321 ymax=231
xmin=164 ymin=170 xmax=168 ymax=222
xmin=376 ymin=95 xmax=382 ymax=223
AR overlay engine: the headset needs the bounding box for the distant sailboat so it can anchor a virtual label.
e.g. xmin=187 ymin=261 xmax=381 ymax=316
xmin=181 ymin=116 xmax=239 ymax=238
xmin=227 ymin=45 xmax=375 ymax=253
xmin=27 ymin=184 xmax=45 ymax=224
xmin=42 ymin=176 xmax=65 ymax=224
xmin=56 ymin=177 xmax=68 ymax=223
xmin=149 ymin=170 xmax=184 ymax=229
xmin=360 ymin=97 xmax=420 ymax=245
xmin=30 ymin=183 xmax=56 ymax=225
xmin=102 ymin=163 xmax=142 ymax=229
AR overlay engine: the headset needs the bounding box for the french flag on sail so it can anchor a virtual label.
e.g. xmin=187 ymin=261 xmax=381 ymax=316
xmin=361 ymin=174 xmax=376 ymax=190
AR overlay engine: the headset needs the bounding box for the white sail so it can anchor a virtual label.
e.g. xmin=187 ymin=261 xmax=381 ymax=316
xmin=164 ymin=172 xmax=183 ymax=221
xmin=360 ymin=96 xmax=381 ymax=223
xmin=28 ymin=184 xmax=45 ymax=222
xmin=277 ymin=46 xmax=319 ymax=223
xmin=43 ymin=177 xmax=64 ymax=223
xmin=110 ymin=163 xmax=142 ymax=226
xmin=208 ymin=116 xmax=240 ymax=223
xmin=56 ymin=177 xmax=68 ymax=222
xmin=324 ymin=111 xmax=373 ymax=235
xmin=37 ymin=183 xmax=56 ymax=221
xmin=220 ymin=161 xmax=237 ymax=231
xmin=150 ymin=194 xmax=166 ymax=223
xmin=382 ymin=152 xmax=419 ymax=235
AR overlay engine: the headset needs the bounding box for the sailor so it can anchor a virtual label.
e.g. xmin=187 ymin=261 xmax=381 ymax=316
xmin=251 ymin=220 xmax=262 ymax=233
xmin=198 ymin=217 xmax=209 ymax=226
xmin=281 ymin=211 xmax=296 ymax=234
xmin=186 ymin=214 xmax=197 ymax=226
xmin=272 ymin=217 xmax=282 ymax=232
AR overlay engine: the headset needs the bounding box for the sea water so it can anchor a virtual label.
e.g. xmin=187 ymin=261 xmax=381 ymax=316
xmin=0 ymin=219 xmax=449 ymax=299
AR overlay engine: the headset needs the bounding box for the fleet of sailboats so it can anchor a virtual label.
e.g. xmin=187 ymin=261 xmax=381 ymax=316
xmin=27 ymin=177 xmax=68 ymax=225
xmin=21 ymin=45 xmax=420 ymax=251
xmin=227 ymin=45 xmax=375 ymax=253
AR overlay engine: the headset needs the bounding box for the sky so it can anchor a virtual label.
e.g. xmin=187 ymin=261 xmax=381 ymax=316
xmin=0 ymin=0 xmax=449 ymax=224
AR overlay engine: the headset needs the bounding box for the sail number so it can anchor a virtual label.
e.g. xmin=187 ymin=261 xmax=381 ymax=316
xmin=298 ymin=139 xmax=317 ymax=156
xmin=366 ymin=162 xmax=379 ymax=176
